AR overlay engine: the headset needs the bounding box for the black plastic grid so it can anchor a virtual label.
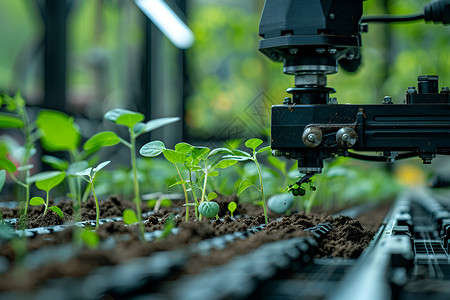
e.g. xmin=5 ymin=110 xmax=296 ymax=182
xmin=253 ymin=258 xmax=355 ymax=299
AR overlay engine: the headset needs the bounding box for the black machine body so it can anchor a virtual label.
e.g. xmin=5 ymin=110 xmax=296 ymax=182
xmin=259 ymin=0 xmax=450 ymax=175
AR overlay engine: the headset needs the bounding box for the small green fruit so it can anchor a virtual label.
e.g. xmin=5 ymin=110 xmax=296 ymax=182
xmin=199 ymin=201 xmax=220 ymax=218
xmin=267 ymin=193 xmax=294 ymax=214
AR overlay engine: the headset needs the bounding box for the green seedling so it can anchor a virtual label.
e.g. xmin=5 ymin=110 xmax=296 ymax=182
xmin=29 ymin=196 xmax=63 ymax=219
xmin=140 ymin=141 xmax=236 ymax=221
xmin=76 ymin=161 xmax=111 ymax=229
xmin=28 ymin=171 xmax=65 ymax=215
xmin=198 ymin=192 xmax=220 ymax=219
xmin=81 ymin=228 xmax=100 ymax=249
xmin=84 ymin=108 xmax=179 ymax=236
xmin=0 ymin=92 xmax=39 ymax=215
xmin=35 ymin=109 xmax=91 ymax=221
xmin=228 ymin=201 xmax=237 ymax=217
xmin=224 ymin=138 xmax=271 ymax=224
xmin=123 ymin=209 xmax=139 ymax=225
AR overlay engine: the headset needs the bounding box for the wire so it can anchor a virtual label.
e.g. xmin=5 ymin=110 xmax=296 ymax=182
xmin=362 ymin=12 xmax=425 ymax=23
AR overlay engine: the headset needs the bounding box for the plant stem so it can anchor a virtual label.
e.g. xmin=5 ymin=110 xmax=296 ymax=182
xmin=91 ymin=182 xmax=100 ymax=229
xmin=43 ymin=191 xmax=49 ymax=215
xmin=174 ymin=164 xmax=189 ymax=222
xmin=189 ymin=170 xmax=199 ymax=219
xmin=129 ymin=131 xmax=144 ymax=238
xmin=254 ymin=158 xmax=268 ymax=224
xmin=199 ymin=166 xmax=209 ymax=222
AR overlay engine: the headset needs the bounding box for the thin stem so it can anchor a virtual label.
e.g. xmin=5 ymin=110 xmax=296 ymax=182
xmin=188 ymin=170 xmax=199 ymax=219
xmin=43 ymin=191 xmax=49 ymax=215
xmin=174 ymin=164 xmax=189 ymax=222
xmin=199 ymin=164 xmax=209 ymax=222
xmin=129 ymin=131 xmax=144 ymax=238
xmin=254 ymin=157 xmax=268 ymax=224
xmin=91 ymin=181 xmax=100 ymax=229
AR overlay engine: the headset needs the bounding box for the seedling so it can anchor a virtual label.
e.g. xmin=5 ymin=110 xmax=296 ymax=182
xmin=228 ymin=201 xmax=237 ymax=217
xmin=140 ymin=141 xmax=236 ymax=221
xmin=76 ymin=161 xmax=111 ymax=229
xmin=123 ymin=209 xmax=139 ymax=225
xmin=198 ymin=192 xmax=220 ymax=219
xmin=84 ymin=108 xmax=179 ymax=236
xmin=28 ymin=171 xmax=65 ymax=215
xmin=0 ymin=92 xmax=38 ymax=215
xmin=29 ymin=197 xmax=63 ymax=219
xmin=81 ymin=228 xmax=100 ymax=249
xmin=225 ymin=138 xmax=271 ymax=224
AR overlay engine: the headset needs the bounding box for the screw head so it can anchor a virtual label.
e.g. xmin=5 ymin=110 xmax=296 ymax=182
xmin=289 ymin=48 xmax=298 ymax=55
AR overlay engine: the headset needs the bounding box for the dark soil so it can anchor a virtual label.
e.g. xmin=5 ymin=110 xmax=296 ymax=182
xmin=0 ymin=195 xmax=389 ymax=293
xmin=1 ymin=195 xmax=149 ymax=229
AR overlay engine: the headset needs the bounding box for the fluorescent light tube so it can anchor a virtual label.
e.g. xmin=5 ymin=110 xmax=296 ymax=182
xmin=135 ymin=0 xmax=195 ymax=49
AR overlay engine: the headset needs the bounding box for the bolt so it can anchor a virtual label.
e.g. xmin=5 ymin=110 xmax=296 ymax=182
xmin=383 ymin=96 xmax=393 ymax=104
xmin=329 ymin=13 xmax=335 ymax=20
xmin=407 ymin=86 xmax=416 ymax=94
xmin=329 ymin=48 xmax=337 ymax=54
xmin=442 ymin=87 xmax=450 ymax=93
xmin=346 ymin=53 xmax=355 ymax=60
xmin=307 ymin=134 xmax=316 ymax=142
xmin=283 ymin=97 xmax=292 ymax=105
xmin=289 ymin=48 xmax=298 ymax=55
xmin=341 ymin=134 xmax=350 ymax=142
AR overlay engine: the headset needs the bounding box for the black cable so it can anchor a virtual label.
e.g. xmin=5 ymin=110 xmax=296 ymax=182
xmin=362 ymin=12 xmax=425 ymax=23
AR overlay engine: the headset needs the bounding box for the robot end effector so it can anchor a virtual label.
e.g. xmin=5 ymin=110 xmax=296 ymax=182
xmin=259 ymin=0 xmax=450 ymax=176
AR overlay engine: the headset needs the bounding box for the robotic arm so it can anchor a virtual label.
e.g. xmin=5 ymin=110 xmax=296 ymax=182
xmin=260 ymin=0 xmax=450 ymax=187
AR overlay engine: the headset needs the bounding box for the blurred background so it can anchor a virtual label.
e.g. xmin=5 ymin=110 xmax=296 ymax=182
xmin=1 ymin=0 xmax=450 ymax=204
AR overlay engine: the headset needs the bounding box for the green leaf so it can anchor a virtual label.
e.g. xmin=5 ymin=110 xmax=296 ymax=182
xmin=17 ymin=164 xmax=33 ymax=171
xmin=208 ymin=171 xmax=219 ymax=177
xmin=81 ymin=229 xmax=100 ymax=249
xmin=76 ymin=167 xmax=93 ymax=177
xmin=84 ymin=131 xmax=120 ymax=150
xmin=67 ymin=161 xmax=89 ymax=176
xmin=223 ymin=155 xmax=252 ymax=162
xmin=232 ymin=149 xmax=252 ymax=157
xmin=134 ymin=117 xmax=180 ymax=136
xmin=0 ymin=170 xmax=5 ymax=193
xmin=104 ymin=108 xmax=144 ymax=129
xmin=169 ymin=180 xmax=187 ymax=187
xmin=228 ymin=201 xmax=237 ymax=214
xmin=123 ymin=209 xmax=139 ymax=224
xmin=214 ymin=159 xmax=237 ymax=169
xmin=49 ymin=206 xmax=64 ymax=219
xmin=257 ymin=146 xmax=271 ymax=154
xmin=139 ymin=141 xmax=166 ymax=157
xmin=198 ymin=201 xmax=220 ymax=218
xmin=32 ymin=171 xmax=65 ymax=192
xmin=30 ymin=196 xmax=45 ymax=206
xmin=116 ymin=113 xmax=144 ymax=129
xmin=175 ymin=142 xmax=192 ymax=154
xmin=208 ymin=148 xmax=233 ymax=157
xmin=163 ymin=149 xmax=185 ymax=164
xmin=37 ymin=110 xmax=80 ymax=151
xmin=0 ymin=113 xmax=24 ymax=128
xmin=237 ymin=179 xmax=258 ymax=196
xmin=191 ymin=147 xmax=211 ymax=161
xmin=207 ymin=192 xmax=218 ymax=201
xmin=42 ymin=155 xmax=69 ymax=171
xmin=93 ymin=161 xmax=111 ymax=174
xmin=0 ymin=158 xmax=17 ymax=173
xmin=245 ymin=138 xmax=263 ymax=151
